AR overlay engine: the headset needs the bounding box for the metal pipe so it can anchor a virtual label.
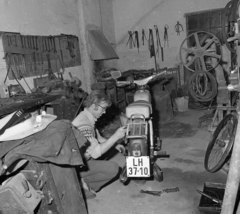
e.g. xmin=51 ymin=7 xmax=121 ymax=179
xmin=221 ymin=13 xmax=240 ymax=214
xmin=149 ymin=120 xmax=153 ymax=148
xmin=221 ymin=112 xmax=240 ymax=214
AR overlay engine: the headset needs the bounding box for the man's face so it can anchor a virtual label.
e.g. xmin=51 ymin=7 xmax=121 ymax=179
xmin=91 ymin=101 xmax=108 ymax=119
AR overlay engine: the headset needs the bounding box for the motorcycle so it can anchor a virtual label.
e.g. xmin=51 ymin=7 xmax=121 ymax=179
xmin=110 ymin=69 xmax=169 ymax=184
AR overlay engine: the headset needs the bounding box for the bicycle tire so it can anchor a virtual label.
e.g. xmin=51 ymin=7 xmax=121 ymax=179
xmin=204 ymin=113 xmax=238 ymax=173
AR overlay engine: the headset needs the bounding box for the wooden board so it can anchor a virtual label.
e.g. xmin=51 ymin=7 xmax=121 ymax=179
xmin=2 ymin=34 xmax=81 ymax=80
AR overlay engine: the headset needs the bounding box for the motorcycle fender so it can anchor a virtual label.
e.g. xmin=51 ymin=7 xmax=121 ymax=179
xmin=128 ymin=138 xmax=148 ymax=156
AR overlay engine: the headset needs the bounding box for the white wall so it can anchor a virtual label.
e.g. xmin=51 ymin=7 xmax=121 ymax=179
xmin=112 ymin=0 xmax=228 ymax=71
xmin=0 ymin=0 xmax=230 ymax=93
xmin=0 ymin=0 xmax=80 ymax=36
xmin=0 ymin=0 xmax=116 ymax=93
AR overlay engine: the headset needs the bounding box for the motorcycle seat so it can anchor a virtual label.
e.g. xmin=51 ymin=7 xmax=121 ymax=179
xmin=126 ymin=100 xmax=152 ymax=119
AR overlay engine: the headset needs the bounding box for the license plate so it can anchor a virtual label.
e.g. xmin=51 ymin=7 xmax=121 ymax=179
xmin=126 ymin=156 xmax=150 ymax=177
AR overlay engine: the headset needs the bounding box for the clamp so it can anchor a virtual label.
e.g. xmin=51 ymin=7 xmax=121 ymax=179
xmin=142 ymin=29 xmax=148 ymax=45
xmin=154 ymin=25 xmax=164 ymax=61
xmin=126 ymin=31 xmax=135 ymax=49
xmin=164 ymin=25 xmax=169 ymax=47
xmin=175 ymin=21 xmax=184 ymax=36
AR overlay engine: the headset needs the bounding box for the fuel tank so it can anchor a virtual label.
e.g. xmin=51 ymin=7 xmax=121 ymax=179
xmin=134 ymin=90 xmax=151 ymax=103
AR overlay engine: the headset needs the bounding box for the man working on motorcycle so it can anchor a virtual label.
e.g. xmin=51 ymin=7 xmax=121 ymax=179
xmin=72 ymin=90 xmax=126 ymax=199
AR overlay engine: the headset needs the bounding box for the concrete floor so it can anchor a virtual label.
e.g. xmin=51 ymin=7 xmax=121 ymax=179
xmin=86 ymin=109 xmax=227 ymax=214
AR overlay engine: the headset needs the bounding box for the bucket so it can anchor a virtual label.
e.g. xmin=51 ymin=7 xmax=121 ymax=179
xmin=175 ymin=96 xmax=188 ymax=112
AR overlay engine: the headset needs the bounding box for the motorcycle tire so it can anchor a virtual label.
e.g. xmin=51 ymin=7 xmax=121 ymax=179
xmin=153 ymin=163 xmax=163 ymax=182
xmin=119 ymin=164 xmax=129 ymax=185
xmin=204 ymin=113 xmax=238 ymax=173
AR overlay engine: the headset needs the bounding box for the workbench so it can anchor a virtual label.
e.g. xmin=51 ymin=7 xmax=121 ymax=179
xmin=0 ymin=93 xmax=61 ymax=117
xmin=0 ymin=93 xmax=88 ymax=214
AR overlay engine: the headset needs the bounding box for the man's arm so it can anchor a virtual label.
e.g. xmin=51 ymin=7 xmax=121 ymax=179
xmin=96 ymin=129 xmax=107 ymax=143
xmin=96 ymin=129 xmax=125 ymax=153
xmin=88 ymin=127 xmax=126 ymax=158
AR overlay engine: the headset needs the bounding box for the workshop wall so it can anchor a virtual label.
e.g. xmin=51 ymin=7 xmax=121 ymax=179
xmin=0 ymin=0 xmax=117 ymax=93
xmin=112 ymin=0 xmax=228 ymax=71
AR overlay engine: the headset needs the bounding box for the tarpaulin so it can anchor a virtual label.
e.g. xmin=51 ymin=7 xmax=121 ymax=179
xmin=0 ymin=120 xmax=87 ymax=166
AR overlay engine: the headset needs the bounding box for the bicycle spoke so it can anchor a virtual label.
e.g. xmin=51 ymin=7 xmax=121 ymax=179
xmin=204 ymin=114 xmax=237 ymax=173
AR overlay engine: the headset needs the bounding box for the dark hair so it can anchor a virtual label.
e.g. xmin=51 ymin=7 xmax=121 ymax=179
xmin=84 ymin=90 xmax=112 ymax=108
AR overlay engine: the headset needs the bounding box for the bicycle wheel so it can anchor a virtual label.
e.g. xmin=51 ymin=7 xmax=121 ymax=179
xmin=204 ymin=113 xmax=238 ymax=173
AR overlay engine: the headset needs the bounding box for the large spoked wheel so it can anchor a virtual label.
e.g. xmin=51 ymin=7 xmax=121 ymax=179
xmin=188 ymin=70 xmax=218 ymax=102
xmin=180 ymin=31 xmax=222 ymax=72
xmin=221 ymin=0 xmax=237 ymax=53
xmin=204 ymin=113 xmax=238 ymax=173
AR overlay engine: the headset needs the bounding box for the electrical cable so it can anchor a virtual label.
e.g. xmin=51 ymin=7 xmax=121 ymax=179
xmin=188 ymin=70 xmax=218 ymax=102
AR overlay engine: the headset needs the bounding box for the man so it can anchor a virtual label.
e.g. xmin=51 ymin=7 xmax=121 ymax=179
xmin=72 ymin=90 xmax=126 ymax=199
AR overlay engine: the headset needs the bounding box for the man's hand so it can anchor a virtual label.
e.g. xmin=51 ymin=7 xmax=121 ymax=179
xmin=86 ymin=136 xmax=99 ymax=147
xmin=113 ymin=126 xmax=127 ymax=140
xmin=84 ymin=137 xmax=100 ymax=159
xmin=115 ymin=144 xmax=125 ymax=154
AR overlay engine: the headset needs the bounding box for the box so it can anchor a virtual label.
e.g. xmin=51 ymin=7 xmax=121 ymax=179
xmin=198 ymin=182 xmax=240 ymax=214
xmin=0 ymin=173 xmax=42 ymax=214
xmin=0 ymin=84 xmax=9 ymax=98
xmin=33 ymin=76 xmax=51 ymax=88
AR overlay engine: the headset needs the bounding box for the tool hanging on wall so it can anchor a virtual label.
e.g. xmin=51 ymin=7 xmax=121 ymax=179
xmin=154 ymin=25 xmax=164 ymax=61
xmin=134 ymin=31 xmax=139 ymax=53
xmin=2 ymin=33 xmax=81 ymax=81
xmin=164 ymin=25 xmax=169 ymax=47
xmin=4 ymin=54 xmax=27 ymax=94
xmin=148 ymin=29 xmax=158 ymax=71
xmin=126 ymin=31 xmax=135 ymax=49
xmin=149 ymin=29 xmax=155 ymax=58
xmin=175 ymin=21 xmax=184 ymax=36
xmin=142 ymin=29 xmax=148 ymax=45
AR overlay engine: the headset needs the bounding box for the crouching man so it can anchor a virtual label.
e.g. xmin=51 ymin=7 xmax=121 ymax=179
xmin=72 ymin=90 xmax=126 ymax=199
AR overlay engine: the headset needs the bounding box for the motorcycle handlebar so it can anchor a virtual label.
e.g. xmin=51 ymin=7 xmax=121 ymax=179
xmin=115 ymin=70 xmax=166 ymax=87
xmin=116 ymin=81 xmax=131 ymax=87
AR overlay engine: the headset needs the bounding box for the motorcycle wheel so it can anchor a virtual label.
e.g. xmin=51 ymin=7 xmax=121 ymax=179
xmin=119 ymin=164 xmax=129 ymax=185
xmin=153 ymin=163 xmax=163 ymax=182
xmin=204 ymin=113 xmax=238 ymax=173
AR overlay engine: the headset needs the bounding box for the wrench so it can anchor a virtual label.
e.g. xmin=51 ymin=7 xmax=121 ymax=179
xmin=140 ymin=187 xmax=179 ymax=196
xmin=140 ymin=190 xmax=162 ymax=196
